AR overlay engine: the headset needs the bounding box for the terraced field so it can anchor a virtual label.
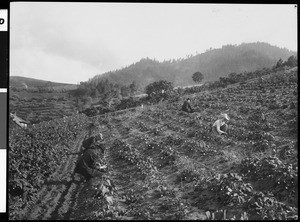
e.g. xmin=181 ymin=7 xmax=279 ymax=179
xmin=9 ymin=93 xmax=77 ymax=123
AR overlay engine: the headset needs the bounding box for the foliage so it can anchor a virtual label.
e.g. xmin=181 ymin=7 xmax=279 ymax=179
xmin=70 ymin=78 xmax=137 ymax=104
xmin=145 ymin=80 xmax=173 ymax=96
xmin=246 ymin=191 xmax=298 ymax=220
xmin=145 ymin=80 xmax=174 ymax=102
xmin=192 ymin=71 xmax=204 ymax=83
xmin=115 ymin=97 xmax=142 ymax=110
xmin=195 ymin=173 xmax=254 ymax=207
xmin=275 ymin=55 xmax=298 ymax=69
xmin=194 ymin=171 xmax=298 ymax=220
xmin=240 ymin=156 xmax=297 ymax=205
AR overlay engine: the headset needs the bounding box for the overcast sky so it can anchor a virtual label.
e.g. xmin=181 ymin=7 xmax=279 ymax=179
xmin=10 ymin=3 xmax=297 ymax=84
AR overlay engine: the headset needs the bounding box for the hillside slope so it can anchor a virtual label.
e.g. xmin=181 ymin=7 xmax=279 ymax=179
xmin=90 ymin=42 xmax=296 ymax=88
xmin=9 ymin=66 xmax=297 ymax=220
xmin=10 ymin=76 xmax=77 ymax=91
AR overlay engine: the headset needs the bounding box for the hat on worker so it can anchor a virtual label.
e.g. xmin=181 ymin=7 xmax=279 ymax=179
xmin=93 ymin=133 xmax=103 ymax=141
xmin=219 ymin=113 xmax=230 ymax=121
xmin=94 ymin=162 xmax=101 ymax=170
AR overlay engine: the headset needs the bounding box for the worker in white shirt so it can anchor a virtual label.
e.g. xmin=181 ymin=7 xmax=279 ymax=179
xmin=212 ymin=113 xmax=230 ymax=135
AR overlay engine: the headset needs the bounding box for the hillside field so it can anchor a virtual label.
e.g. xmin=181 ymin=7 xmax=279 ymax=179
xmin=9 ymin=67 xmax=298 ymax=220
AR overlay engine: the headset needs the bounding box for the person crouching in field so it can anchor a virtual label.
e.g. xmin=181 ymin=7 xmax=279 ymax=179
xmin=74 ymin=134 xmax=107 ymax=182
xmin=212 ymin=113 xmax=230 ymax=135
xmin=181 ymin=98 xmax=202 ymax=120
xmin=181 ymin=98 xmax=194 ymax=113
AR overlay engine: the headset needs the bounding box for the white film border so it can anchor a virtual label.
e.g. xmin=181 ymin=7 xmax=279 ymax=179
xmin=0 ymin=150 xmax=6 ymax=212
xmin=0 ymin=9 xmax=7 ymax=32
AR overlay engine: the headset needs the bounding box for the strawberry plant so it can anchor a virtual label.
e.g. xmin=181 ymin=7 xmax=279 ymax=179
xmin=204 ymin=173 xmax=253 ymax=207
xmin=246 ymin=191 xmax=298 ymax=220
xmin=240 ymin=156 xmax=297 ymax=204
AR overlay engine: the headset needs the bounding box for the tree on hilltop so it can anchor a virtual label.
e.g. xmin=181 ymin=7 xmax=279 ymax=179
xmin=129 ymin=81 xmax=138 ymax=94
xmin=192 ymin=71 xmax=204 ymax=83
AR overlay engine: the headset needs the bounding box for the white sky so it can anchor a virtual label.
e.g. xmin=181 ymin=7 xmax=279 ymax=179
xmin=10 ymin=3 xmax=297 ymax=84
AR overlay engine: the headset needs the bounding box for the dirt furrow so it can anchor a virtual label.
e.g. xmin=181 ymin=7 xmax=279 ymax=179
xmin=24 ymin=132 xmax=86 ymax=220
xmin=100 ymin=119 xmax=134 ymax=218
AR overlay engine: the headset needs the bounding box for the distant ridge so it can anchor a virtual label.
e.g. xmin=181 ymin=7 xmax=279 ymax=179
xmin=10 ymin=76 xmax=75 ymax=88
xmin=89 ymin=42 xmax=296 ymax=88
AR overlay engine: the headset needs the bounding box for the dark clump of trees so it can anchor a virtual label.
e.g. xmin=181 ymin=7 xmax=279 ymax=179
xmin=80 ymin=79 xmax=177 ymax=117
xmin=274 ymin=55 xmax=297 ymax=69
xmin=70 ymin=79 xmax=138 ymax=100
xmin=192 ymin=71 xmax=204 ymax=83
xmin=145 ymin=80 xmax=175 ymax=103
xmin=69 ymin=78 xmax=139 ymax=111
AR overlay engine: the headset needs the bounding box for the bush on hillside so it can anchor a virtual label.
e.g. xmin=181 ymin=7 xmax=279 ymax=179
xmin=145 ymin=80 xmax=174 ymax=103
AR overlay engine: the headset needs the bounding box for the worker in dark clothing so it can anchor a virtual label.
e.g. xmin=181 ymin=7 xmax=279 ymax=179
xmin=82 ymin=133 xmax=103 ymax=151
xmin=74 ymin=134 xmax=107 ymax=181
xmin=181 ymin=98 xmax=194 ymax=113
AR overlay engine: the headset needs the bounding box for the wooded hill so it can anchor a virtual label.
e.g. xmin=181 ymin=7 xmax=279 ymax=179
xmin=89 ymin=42 xmax=296 ymax=88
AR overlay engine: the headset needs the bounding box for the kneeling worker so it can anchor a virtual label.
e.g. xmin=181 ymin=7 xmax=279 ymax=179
xmin=74 ymin=134 xmax=107 ymax=181
xmin=181 ymin=98 xmax=194 ymax=113
xmin=212 ymin=113 xmax=230 ymax=135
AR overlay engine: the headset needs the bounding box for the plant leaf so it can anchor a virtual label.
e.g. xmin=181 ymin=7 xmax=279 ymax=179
xmin=106 ymin=195 xmax=113 ymax=205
